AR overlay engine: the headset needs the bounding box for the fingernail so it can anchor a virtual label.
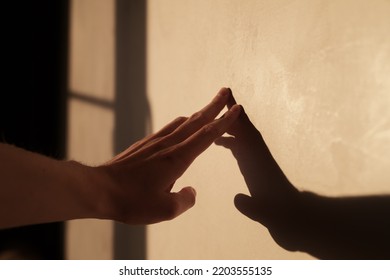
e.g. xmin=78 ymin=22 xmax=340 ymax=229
xmin=190 ymin=187 xmax=197 ymax=197
xmin=218 ymin=87 xmax=230 ymax=97
xmin=231 ymin=104 xmax=242 ymax=113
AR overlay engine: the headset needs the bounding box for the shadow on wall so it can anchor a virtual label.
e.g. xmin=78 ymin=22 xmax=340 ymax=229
xmin=217 ymin=95 xmax=390 ymax=259
xmin=69 ymin=0 xmax=149 ymax=260
xmin=113 ymin=0 xmax=151 ymax=260
xmin=0 ymin=0 xmax=69 ymax=260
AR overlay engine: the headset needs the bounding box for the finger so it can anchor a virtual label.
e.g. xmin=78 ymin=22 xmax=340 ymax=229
xmin=234 ymin=193 xmax=261 ymax=222
xmin=173 ymin=104 xmax=242 ymax=167
xmin=167 ymin=87 xmax=231 ymax=144
xmin=107 ymin=116 xmax=188 ymax=164
xmin=214 ymin=136 xmax=236 ymax=149
xmin=226 ymin=105 xmax=257 ymax=138
xmin=235 ymin=192 xmax=285 ymax=228
xmin=223 ymin=89 xmax=254 ymax=137
xmin=125 ymin=116 xmax=188 ymax=155
xmin=128 ymin=88 xmax=232 ymax=161
xmin=164 ymin=186 xmax=197 ymax=220
xmin=147 ymin=116 xmax=189 ymax=142
xmin=226 ymin=88 xmax=237 ymax=109
xmin=214 ymin=136 xmax=241 ymax=160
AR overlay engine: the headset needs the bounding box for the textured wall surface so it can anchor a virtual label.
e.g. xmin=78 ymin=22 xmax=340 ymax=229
xmin=66 ymin=0 xmax=390 ymax=259
xmin=146 ymin=0 xmax=390 ymax=259
xmin=66 ymin=0 xmax=115 ymax=259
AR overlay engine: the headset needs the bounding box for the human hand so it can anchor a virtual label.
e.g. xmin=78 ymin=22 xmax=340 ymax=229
xmin=215 ymin=92 xmax=303 ymax=250
xmin=93 ymin=88 xmax=241 ymax=225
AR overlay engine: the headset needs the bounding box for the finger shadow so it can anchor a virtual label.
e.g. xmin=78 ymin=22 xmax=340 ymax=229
xmin=216 ymin=135 xmax=390 ymax=259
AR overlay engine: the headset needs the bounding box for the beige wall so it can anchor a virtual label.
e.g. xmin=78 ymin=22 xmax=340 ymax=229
xmin=67 ymin=0 xmax=390 ymax=259
xmin=66 ymin=0 xmax=115 ymax=259
xmin=146 ymin=0 xmax=390 ymax=259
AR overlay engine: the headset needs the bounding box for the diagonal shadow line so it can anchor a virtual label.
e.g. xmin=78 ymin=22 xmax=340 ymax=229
xmin=113 ymin=0 xmax=151 ymax=260
xmin=69 ymin=92 xmax=114 ymax=110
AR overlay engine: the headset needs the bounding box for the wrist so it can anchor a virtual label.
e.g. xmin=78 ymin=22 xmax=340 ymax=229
xmin=66 ymin=161 xmax=114 ymax=221
xmin=292 ymin=191 xmax=324 ymax=251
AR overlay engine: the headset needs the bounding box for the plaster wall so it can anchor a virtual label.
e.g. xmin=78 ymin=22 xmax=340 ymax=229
xmin=66 ymin=0 xmax=390 ymax=259
xmin=146 ymin=0 xmax=390 ymax=259
xmin=66 ymin=0 xmax=115 ymax=259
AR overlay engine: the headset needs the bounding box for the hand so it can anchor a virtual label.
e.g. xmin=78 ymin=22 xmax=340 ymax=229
xmin=94 ymin=88 xmax=241 ymax=225
xmin=215 ymin=92 xmax=302 ymax=251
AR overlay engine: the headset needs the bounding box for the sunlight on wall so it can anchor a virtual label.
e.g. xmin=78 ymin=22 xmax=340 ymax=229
xmin=65 ymin=0 xmax=390 ymax=260
xmin=66 ymin=0 xmax=115 ymax=260
xmin=146 ymin=0 xmax=390 ymax=259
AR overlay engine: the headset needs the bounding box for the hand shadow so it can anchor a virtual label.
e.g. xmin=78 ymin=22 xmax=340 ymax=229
xmin=215 ymin=93 xmax=390 ymax=259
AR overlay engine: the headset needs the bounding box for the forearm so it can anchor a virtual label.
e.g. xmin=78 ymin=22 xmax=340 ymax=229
xmin=297 ymin=191 xmax=390 ymax=259
xmin=0 ymin=89 xmax=240 ymax=227
xmin=0 ymin=143 xmax=103 ymax=229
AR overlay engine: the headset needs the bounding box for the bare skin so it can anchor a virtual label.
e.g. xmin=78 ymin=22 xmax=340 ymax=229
xmin=0 ymin=88 xmax=241 ymax=229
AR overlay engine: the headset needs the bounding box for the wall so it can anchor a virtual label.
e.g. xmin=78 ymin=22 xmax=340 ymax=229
xmin=66 ymin=0 xmax=390 ymax=259
xmin=66 ymin=0 xmax=149 ymax=260
xmin=146 ymin=0 xmax=390 ymax=259
xmin=66 ymin=0 xmax=115 ymax=259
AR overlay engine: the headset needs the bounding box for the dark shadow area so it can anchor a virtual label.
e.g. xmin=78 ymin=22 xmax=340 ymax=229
xmin=113 ymin=0 xmax=150 ymax=260
xmin=0 ymin=0 xmax=69 ymax=259
xmin=216 ymin=94 xmax=390 ymax=259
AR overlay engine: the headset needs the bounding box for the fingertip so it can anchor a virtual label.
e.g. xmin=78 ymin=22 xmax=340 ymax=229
xmin=217 ymin=87 xmax=230 ymax=98
xmin=232 ymin=104 xmax=242 ymax=113
xmin=234 ymin=193 xmax=252 ymax=208
xmin=184 ymin=186 xmax=197 ymax=198
xmin=234 ymin=193 xmax=258 ymax=221
xmin=214 ymin=136 xmax=236 ymax=149
xmin=227 ymin=104 xmax=242 ymax=119
xmin=227 ymin=88 xmax=237 ymax=109
xmin=162 ymin=187 xmax=197 ymax=221
xmin=178 ymin=186 xmax=197 ymax=208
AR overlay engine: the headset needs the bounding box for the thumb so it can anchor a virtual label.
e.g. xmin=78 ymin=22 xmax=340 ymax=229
xmin=234 ymin=193 xmax=262 ymax=222
xmin=214 ymin=136 xmax=236 ymax=149
xmin=166 ymin=186 xmax=197 ymax=220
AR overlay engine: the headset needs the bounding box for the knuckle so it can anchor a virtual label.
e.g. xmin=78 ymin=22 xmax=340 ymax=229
xmin=189 ymin=111 xmax=205 ymax=123
xmin=158 ymin=150 xmax=181 ymax=165
xmin=175 ymin=116 xmax=188 ymax=123
xmin=201 ymin=122 xmax=221 ymax=137
xmin=152 ymin=140 xmax=168 ymax=152
xmin=155 ymin=150 xmax=188 ymax=172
